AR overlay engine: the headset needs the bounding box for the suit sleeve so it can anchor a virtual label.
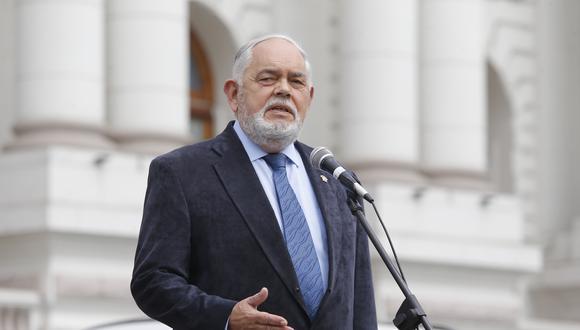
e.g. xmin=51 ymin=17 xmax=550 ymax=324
xmin=131 ymin=157 xmax=236 ymax=329
xmin=353 ymin=202 xmax=378 ymax=329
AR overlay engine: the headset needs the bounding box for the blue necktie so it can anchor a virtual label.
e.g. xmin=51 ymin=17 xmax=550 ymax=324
xmin=263 ymin=153 xmax=324 ymax=319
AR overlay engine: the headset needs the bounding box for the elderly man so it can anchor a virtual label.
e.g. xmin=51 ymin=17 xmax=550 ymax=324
xmin=131 ymin=35 xmax=377 ymax=330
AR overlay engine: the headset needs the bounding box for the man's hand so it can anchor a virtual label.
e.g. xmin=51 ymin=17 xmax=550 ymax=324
xmin=228 ymin=287 xmax=293 ymax=330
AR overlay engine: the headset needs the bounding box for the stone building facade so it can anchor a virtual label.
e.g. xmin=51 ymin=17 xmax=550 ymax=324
xmin=0 ymin=0 xmax=579 ymax=329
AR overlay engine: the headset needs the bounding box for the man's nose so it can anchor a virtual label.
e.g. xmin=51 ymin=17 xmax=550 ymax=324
xmin=274 ymin=79 xmax=291 ymax=97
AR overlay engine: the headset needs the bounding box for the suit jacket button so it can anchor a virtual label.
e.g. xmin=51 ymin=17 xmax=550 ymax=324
xmin=295 ymin=286 xmax=300 ymax=292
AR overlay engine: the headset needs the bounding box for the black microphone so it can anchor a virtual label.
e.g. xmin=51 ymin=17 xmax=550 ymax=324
xmin=310 ymin=147 xmax=374 ymax=203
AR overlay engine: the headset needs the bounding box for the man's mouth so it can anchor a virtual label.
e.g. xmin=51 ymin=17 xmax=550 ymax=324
xmin=267 ymin=104 xmax=293 ymax=115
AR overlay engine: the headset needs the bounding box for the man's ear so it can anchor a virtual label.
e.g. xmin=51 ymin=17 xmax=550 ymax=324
xmin=223 ymin=79 xmax=240 ymax=114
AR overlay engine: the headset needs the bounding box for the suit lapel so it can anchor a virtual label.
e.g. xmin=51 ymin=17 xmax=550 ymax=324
xmin=211 ymin=125 xmax=307 ymax=310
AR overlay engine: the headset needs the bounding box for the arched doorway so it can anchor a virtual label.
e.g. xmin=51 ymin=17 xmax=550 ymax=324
xmin=188 ymin=1 xmax=238 ymax=138
xmin=189 ymin=29 xmax=214 ymax=140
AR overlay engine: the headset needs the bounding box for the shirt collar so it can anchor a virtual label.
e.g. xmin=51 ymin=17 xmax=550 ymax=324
xmin=233 ymin=120 xmax=302 ymax=167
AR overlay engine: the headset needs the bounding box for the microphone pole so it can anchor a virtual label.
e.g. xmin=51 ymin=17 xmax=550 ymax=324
xmin=347 ymin=194 xmax=432 ymax=330
xmin=310 ymin=146 xmax=433 ymax=329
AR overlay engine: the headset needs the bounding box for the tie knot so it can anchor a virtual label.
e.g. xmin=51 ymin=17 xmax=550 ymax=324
xmin=263 ymin=153 xmax=287 ymax=170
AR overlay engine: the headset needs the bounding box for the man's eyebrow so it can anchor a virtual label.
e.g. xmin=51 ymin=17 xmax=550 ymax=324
xmin=254 ymin=69 xmax=306 ymax=78
xmin=289 ymin=72 xmax=307 ymax=79
xmin=255 ymin=68 xmax=281 ymax=76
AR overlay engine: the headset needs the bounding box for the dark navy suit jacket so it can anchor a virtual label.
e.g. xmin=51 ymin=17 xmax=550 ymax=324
xmin=131 ymin=122 xmax=377 ymax=329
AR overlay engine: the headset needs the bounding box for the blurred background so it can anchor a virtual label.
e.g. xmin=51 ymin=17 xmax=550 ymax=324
xmin=0 ymin=0 xmax=579 ymax=329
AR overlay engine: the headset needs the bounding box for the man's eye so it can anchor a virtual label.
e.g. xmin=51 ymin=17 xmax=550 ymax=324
xmin=259 ymin=77 xmax=275 ymax=83
xmin=291 ymin=79 xmax=306 ymax=86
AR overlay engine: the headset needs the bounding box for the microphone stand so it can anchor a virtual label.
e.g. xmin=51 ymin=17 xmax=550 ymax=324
xmin=347 ymin=197 xmax=433 ymax=330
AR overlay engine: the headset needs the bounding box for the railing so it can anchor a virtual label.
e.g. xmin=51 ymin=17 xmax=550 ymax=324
xmin=0 ymin=288 xmax=38 ymax=330
xmin=0 ymin=307 xmax=31 ymax=330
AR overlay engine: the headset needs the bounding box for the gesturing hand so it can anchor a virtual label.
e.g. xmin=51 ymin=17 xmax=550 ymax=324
xmin=228 ymin=287 xmax=293 ymax=330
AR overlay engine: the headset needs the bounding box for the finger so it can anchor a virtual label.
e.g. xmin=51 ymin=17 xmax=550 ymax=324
xmin=246 ymin=287 xmax=269 ymax=308
xmin=253 ymin=310 xmax=288 ymax=327
xmin=252 ymin=324 xmax=293 ymax=330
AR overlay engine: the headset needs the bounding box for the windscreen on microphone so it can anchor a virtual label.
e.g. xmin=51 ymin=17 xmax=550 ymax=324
xmin=309 ymin=146 xmax=374 ymax=203
xmin=310 ymin=146 xmax=340 ymax=175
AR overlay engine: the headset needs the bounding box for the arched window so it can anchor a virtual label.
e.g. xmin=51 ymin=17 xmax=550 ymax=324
xmin=189 ymin=29 xmax=213 ymax=140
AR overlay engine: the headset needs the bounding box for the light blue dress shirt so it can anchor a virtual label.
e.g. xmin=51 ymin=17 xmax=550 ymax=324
xmin=233 ymin=121 xmax=329 ymax=290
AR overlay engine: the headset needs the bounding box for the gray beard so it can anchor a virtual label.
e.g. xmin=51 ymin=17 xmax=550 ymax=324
xmin=237 ymin=96 xmax=303 ymax=152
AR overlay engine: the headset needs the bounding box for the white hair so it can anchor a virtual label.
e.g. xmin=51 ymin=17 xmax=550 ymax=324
xmin=232 ymin=34 xmax=313 ymax=87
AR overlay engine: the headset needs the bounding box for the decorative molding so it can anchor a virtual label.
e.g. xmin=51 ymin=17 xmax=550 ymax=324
xmin=487 ymin=0 xmax=539 ymax=241
xmin=54 ymin=274 xmax=132 ymax=300
xmin=7 ymin=121 xmax=113 ymax=151
xmin=349 ymin=160 xmax=494 ymax=192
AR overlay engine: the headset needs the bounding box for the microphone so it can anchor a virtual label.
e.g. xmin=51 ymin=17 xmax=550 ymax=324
xmin=310 ymin=147 xmax=374 ymax=203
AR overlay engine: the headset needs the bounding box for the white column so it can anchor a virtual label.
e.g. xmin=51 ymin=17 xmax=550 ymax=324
xmin=0 ymin=0 xmax=15 ymax=149
xmin=107 ymin=0 xmax=189 ymax=152
xmin=536 ymin=0 xmax=580 ymax=244
xmin=339 ymin=0 xmax=419 ymax=165
xmin=13 ymin=0 xmax=110 ymax=148
xmin=420 ymin=0 xmax=486 ymax=173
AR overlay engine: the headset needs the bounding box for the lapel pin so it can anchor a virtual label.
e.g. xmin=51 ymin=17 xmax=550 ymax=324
xmin=320 ymin=175 xmax=328 ymax=183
